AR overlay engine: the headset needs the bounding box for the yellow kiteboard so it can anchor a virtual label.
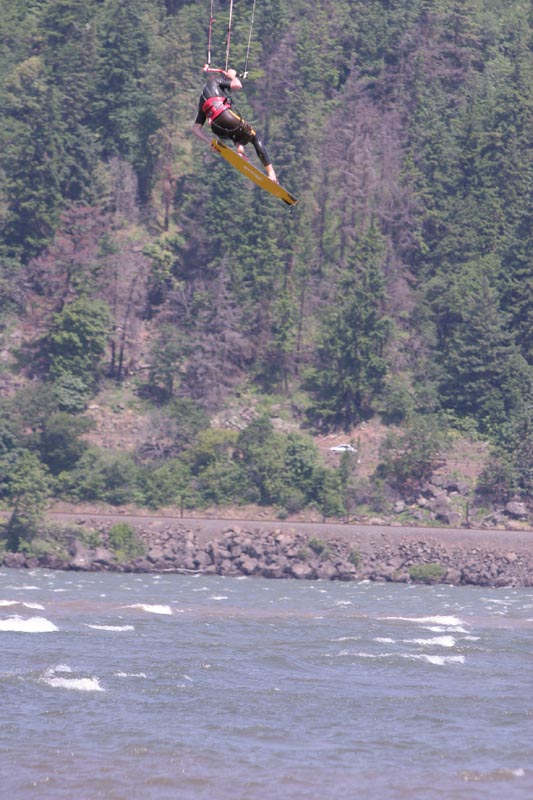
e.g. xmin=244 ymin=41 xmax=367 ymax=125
xmin=211 ymin=139 xmax=298 ymax=206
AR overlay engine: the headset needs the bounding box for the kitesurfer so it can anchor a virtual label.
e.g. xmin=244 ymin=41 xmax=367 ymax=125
xmin=192 ymin=68 xmax=278 ymax=183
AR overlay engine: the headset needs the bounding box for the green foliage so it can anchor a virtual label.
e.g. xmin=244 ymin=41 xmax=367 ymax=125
xmin=43 ymin=296 xmax=111 ymax=388
xmin=56 ymin=447 xmax=142 ymax=505
xmin=426 ymin=270 xmax=533 ymax=432
xmin=306 ymin=224 xmax=393 ymax=431
xmin=3 ymin=450 xmax=50 ymax=551
xmin=475 ymin=456 xmax=514 ymax=506
xmin=50 ymin=373 xmax=92 ymax=413
xmin=140 ymin=459 xmax=192 ymax=510
xmin=377 ymin=416 xmax=445 ymax=499
xmin=148 ymin=323 xmax=189 ymax=397
xmin=93 ymin=0 xmax=161 ymax=199
xmin=479 ymin=404 xmax=533 ymax=502
xmin=1 ymin=0 xmax=532 ymax=515
xmin=39 ymin=412 xmax=94 ymax=475
xmin=312 ymin=466 xmax=345 ymax=521
xmin=0 ymin=56 xmax=65 ymax=259
xmin=107 ymin=522 xmax=144 ymax=560
xmin=408 ymin=563 xmax=446 ymax=585
xmin=236 ymin=416 xmax=288 ymax=506
xmin=307 ymin=536 xmax=331 ymax=559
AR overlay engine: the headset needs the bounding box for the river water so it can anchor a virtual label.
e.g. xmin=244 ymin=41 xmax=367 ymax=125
xmin=1 ymin=569 xmax=531 ymax=799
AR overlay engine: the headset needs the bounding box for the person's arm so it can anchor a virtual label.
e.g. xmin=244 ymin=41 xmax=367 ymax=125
xmin=225 ymin=68 xmax=242 ymax=91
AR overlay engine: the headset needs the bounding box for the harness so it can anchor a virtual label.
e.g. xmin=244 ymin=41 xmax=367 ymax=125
xmin=202 ymin=95 xmax=232 ymax=124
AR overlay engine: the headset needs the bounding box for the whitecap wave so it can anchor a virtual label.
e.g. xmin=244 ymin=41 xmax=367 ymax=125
xmin=126 ymin=603 xmax=172 ymax=615
xmin=41 ymin=665 xmax=104 ymax=691
xmin=11 ymin=585 xmax=40 ymax=591
xmin=406 ymin=636 xmax=456 ymax=648
xmin=43 ymin=675 xmax=104 ymax=692
xmin=85 ymin=624 xmax=135 ymax=632
xmin=0 ymin=600 xmax=45 ymax=610
xmin=0 ymin=615 xmax=58 ymax=633
xmin=426 ymin=625 xmax=467 ymax=633
xmin=384 ymin=615 xmax=465 ymax=627
xmin=333 ymin=636 xmax=360 ymax=642
xmin=114 ymin=671 xmax=147 ymax=678
xmin=345 ymin=651 xmax=466 ymax=665
xmin=416 ymin=654 xmax=465 ymax=665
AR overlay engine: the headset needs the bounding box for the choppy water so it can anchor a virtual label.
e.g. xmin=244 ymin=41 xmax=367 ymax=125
xmin=0 ymin=569 xmax=531 ymax=800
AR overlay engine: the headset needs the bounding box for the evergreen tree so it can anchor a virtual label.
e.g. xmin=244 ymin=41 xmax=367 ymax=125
xmin=38 ymin=0 xmax=100 ymax=202
xmin=93 ymin=0 xmax=161 ymax=200
xmin=0 ymin=56 xmax=66 ymax=260
xmin=431 ymin=272 xmax=533 ymax=431
xmin=43 ymin=296 xmax=111 ymax=389
xmin=306 ymin=224 xmax=392 ymax=430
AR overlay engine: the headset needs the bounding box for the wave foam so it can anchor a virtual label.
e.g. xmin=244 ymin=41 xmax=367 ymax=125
xmin=407 ymin=636 xmax=456 ymax=648
xmin=114 ymin=671 xmax=147 ymax=678
xmin=85 ymin=624 xmax=135 ymax=632
xmin=126 ymin=603 xmax=172 ymax=615
xmin=417 ymin=654 xmax=465 ymax=666
xmin=43 ymin=675 xmax=104 ymax=692
xmin=461 ymin=767 xmax=525 ymax=782
xmin=0 ymin=615 xmax=58 ymax=633
xmin=42 ymin=665 xmax=103 ymax=691
xmin=385 ymin=615 xmax=465 ymax=627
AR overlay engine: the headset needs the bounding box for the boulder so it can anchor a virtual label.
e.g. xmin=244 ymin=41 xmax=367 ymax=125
xmin=93 ymin=547 xmax=115 ymax=565
xmin=68 ymin=539 xmax=92 ymax=570
xmin=290 ymin=562 xmax=314 ymax=579
xmin=505 ymin=501 xmax=528 ymax=519
xmin=3 ymin=552 xmax=27 ymax=568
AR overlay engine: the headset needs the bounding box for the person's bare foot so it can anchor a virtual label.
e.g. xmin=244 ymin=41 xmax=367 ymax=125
xmin=266 ymin=165 xmax=278 ymax=183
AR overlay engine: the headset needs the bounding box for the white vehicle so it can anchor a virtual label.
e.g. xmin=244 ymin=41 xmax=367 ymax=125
xmin=329 ymin=443 xmax=357 ymax=453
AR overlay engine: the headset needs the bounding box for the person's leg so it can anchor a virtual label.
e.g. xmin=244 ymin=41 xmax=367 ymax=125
xmin=249 ymin=133 xmax=277 ymax=182
xmin=212 ymin=110 xmax=244 ymax=142
xmin=214 ymin=113 xmax=277 ymax=181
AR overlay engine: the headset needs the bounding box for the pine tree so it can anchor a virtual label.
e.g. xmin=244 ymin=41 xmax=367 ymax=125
xmin=93 ymin=0 xmax=161 ymax=201
xmin=435 ymin=274 xmax=533 ymax=431
xmin=0 ymin=57 xmax=66 ymax=260
xmin=306 ymin=223 xmax=393 ymax=431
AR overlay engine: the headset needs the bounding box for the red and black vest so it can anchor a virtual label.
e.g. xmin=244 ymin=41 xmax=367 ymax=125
xmin=202 ymin=96 xmax=231 ymax=124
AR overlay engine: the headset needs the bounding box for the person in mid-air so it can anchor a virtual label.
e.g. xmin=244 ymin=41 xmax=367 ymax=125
xmin=192 ymin=68 xmax=278 ymax=183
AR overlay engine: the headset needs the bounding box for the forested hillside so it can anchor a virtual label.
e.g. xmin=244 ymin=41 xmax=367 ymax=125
xmin=1 ymin=1 xmax=532 ymax=538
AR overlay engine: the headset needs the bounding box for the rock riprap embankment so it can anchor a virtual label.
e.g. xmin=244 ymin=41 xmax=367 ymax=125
xmin=3 ymin=523 xmax=532 ymax=587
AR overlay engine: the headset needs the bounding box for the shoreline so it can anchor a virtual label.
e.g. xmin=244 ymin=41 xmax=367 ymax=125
xmin=2 ymin=509 xmax=532 ymax=587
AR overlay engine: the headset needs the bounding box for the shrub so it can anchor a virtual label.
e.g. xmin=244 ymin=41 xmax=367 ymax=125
xmin=107 ymin=523 xmax=144 ymax=560
xmin=376 ymin=415 xmax=445 ymax=499
xmin=308 ymin=536 xmax=331 ymax=559
xmin=408 ymin=563 xmax=446 ymax=584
